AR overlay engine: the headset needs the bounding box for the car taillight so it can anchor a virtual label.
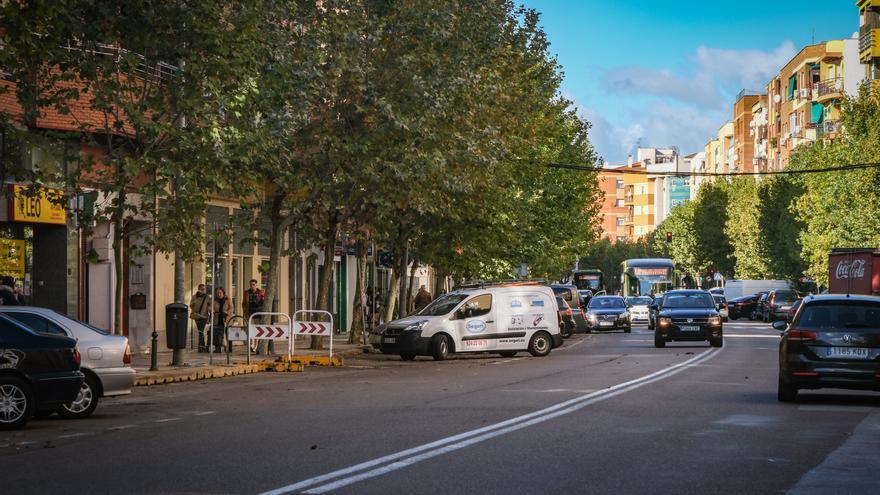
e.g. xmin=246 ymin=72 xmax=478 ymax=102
xmin=123 ymin=341 xmax=132 ymax=365
xmin=73 ymin=346 xmax=82 ymax=366
xmin=788 ymin=330 xmax=817 ymax=341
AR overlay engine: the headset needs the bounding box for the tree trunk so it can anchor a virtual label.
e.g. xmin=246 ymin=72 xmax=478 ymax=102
xmin=112 ymin=188 xmax=126 ymax=336
xmin=383 ymin=249 xmax=400 ymax=324
xmin=348 ymin=238 xmax=368 ymax=345
xmin=259 ymin=191 xmax=287 ymax=355
xmin=433 ymin=269 xmax=445 ymax=299
xmin=311 ymin=215 xmax=339 ymax=350
xmin=404 ymin=257 xmax=418 ymax=316
xmin=396 ymin=245 xmax=408 ymax=318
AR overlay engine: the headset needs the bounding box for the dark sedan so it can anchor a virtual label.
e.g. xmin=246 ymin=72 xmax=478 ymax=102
xmin=653 ymin=290 xmax=723 ymax=348
xmin=776 ymin=294 xmax=880 ymax=402
xmin=727 ymin=294 xmax=758 ymax=320
xmin=585 ymin=296 xmax=630 ymax=333
xmin=0 ymin=313 xmax=84 ymax=430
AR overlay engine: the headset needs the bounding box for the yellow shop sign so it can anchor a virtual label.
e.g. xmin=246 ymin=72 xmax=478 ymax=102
xmin=0 ymin=239 xmax=25 ymax=278
xmin=10 ymin=185 xmax=66 ymax=225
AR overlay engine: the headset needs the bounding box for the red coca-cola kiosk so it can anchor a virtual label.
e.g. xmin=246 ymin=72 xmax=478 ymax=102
xmin=828 ymin=248 xmax=880 ymax=295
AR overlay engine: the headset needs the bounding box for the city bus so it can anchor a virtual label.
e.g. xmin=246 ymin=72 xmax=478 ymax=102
xmin=572 ymin=269 xmax=604 ymax=292
xmin=620 ymin=258 xmax=675 ymax=297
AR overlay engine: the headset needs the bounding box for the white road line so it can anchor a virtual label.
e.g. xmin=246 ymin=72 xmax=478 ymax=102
xmin=260 ymin=348 xmax=722 ymax=495
xmin=107 ymin=425 xmax=137 ymax=431
xmin=154 ymin=418 xmax=182 ymax=423
xmin=192 ymin=411 xmax=216 ymax=416
xmin=57 ymin=433 xmax=92 ymax=439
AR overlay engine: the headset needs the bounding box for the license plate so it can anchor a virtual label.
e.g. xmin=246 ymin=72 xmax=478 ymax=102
xmin=599 ymin=321 xmax=613 ymax=327
xmin=826 ymin=347 xmax=870 ymax=359
xmin=384 ymin=337 xmax=396 ymax=344
xmin=680 ymin=325 xmax=700 ymax=332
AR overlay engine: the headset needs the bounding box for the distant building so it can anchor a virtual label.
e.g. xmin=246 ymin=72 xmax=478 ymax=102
xmin=685 ymin=151 xmax=706 ymax=200
xmin=858 ymin=0 xmax=880 ymax=85
xmin=597 ymin=166 xmax=630 ymax=243
xmin=733 ymin=91 xmax=764 ymax=173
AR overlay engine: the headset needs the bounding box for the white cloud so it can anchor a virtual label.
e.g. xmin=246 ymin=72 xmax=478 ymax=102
xmin=693 ymin=41 xmax=797 ymax=93
xmin=602 ymin=67 xmax=720 ymax=107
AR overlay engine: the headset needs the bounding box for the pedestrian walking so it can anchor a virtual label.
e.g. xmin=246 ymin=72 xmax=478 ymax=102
xmin=212 ymin=287 xmax=232 ymax=353
xmin=0 ymin=276 xmax=24 ymax=305
xmin=413 ymin=285 xmax=433 ymax=312
xmin=189 ymin=284 xmax=210 ymax=352
xmin=243 ymin=279 xmax=265 ymax=320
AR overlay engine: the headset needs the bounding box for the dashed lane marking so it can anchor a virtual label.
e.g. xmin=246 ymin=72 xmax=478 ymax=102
xmin=192 ymin=411 xmax=216 ymax=416
xmin=154 ymin=418 xmax=182 ymax=423
xmin=57 ymin=433 xmax=92 ymax=439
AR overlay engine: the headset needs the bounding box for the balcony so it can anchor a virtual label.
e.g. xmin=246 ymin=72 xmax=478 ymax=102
xmin=815 ymin=78 xmax=843 ymax=103
xmin=860 ymin=27 xmax=880 ymax=62
xmin=817 ymin=120 xmax=841 ymax=138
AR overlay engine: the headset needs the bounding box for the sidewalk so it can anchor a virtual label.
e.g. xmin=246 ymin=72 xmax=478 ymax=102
xmin=130 ymin=335 xmax=368 ymax=387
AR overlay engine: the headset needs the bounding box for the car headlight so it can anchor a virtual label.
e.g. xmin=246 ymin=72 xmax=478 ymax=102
xmin=588 ymin=313 xmax=598 ymax=323
xmin=620 ymin=312 xmax=630 ymax=320
xmin=404 ymin=320 xmax=429 ymax=332
xmin=658 ymin=317 xmax=671 ymax=326
xmin=708 ymin=316 xmax=722 ymax=326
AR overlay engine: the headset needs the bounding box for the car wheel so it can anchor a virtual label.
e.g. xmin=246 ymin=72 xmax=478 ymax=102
xmin=528 ymin=331 xmax=552 ymax=357
xmin=560 ymin=325 xmax=572 ymax=338
xmin=498 ymin=351 xmax=517 ymax=358
xmin=0 ymin=376 xmax=33 ymax=431
xmin=624 ymin=325 xmax=631 ymax=333
xmin=58 ymin=374 xmax=100 ymax=419
xmin=431 ymin=334 xmax=450 ymax=361
xmin=400 ymin=353 xmax=416 ymax=361
xmin=777 ymin=375 xmax=798 ymax=402
xmin=653 ymin=335 xmax=666 ymax=348
xmin=648 ymin=321 xmax=654 ymax=330
xmin=709 ymin=337 xmax=723 ymax=348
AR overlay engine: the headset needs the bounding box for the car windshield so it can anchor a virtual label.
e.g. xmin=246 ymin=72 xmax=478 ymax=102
xmin=795 ymin=302 xmax=880 ymax=331
xmin=50 ymin=310 xmax=110 ymax=335
xmin=589 ymin=297 xmax=625 ymax=309
xmin=663 ymin=293 xmax=715 ymax=308
xmin=626 ymin=297 xmax=652 ymax=306
xmin=774 ymin=290 xmax=798 ymax=303
xmin=418 ymin=293 xmax=468 ymax=316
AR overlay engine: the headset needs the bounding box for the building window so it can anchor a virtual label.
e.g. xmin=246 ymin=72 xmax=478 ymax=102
xmin=616 ymin=236 xmax=628 ymax=243
xmin=616 ymin=217 xmax=625 ymax=226
xmin=616 ymin=179 xmax=624 ymax=189
xmin=615 ymin=199 xmax=625 ymax=208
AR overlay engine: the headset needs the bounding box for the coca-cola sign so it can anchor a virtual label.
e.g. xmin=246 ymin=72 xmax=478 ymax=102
xmin=835 ymin=259 xmax=866 ymax=280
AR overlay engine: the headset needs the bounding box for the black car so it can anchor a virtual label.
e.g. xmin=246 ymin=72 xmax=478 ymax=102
xmin=653 ymin=290 xmax=723 ymax=348
xmin=762 ymin=289 xmax=801 ymax=322
xmin=585 ymin=296 xmax=631 ymax=333
xmin=0 ymin=313 xmax=84 ymax=430
xmin=552 ymin=284 xmax=588 ymax=333
xmin=728 ymin=294 xmax=758 ymax=320
xmin=555 ymin=296 xmax=575 ymax=338
xmin=776 ymin=294 xmax=880 ymax=402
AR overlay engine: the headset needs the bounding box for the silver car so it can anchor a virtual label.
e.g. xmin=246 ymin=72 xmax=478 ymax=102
xmin=0 ymin=306 xmax=134 ymax=418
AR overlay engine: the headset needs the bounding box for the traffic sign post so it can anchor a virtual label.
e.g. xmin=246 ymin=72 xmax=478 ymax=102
xmin=292 ymin=310 xmax=334 ymax=358
xmin=247 ymin=312 xmax=293 ymax=364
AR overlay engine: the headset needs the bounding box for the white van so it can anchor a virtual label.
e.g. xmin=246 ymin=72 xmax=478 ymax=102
xmin=379 ymin=283 xmax=562 ymax=360
xmin=723 ymin=280 xmax=790 ymax=300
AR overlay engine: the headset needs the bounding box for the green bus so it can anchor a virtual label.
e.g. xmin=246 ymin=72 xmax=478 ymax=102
xmin=620 ymin=258 xmax=675 ymax=297
xmin=572 ymin=269 xmax=604 ymax=292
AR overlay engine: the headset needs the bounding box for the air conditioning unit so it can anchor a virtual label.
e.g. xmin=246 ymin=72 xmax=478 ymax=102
xmin=800 ymin=88 xmax=810 ymax=99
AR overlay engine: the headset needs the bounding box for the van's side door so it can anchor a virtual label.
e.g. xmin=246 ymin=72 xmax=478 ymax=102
xmin=454 ymin=293 xmax=497 ymax=352
xmin=496 ymin=292 xmax=531 ymax=350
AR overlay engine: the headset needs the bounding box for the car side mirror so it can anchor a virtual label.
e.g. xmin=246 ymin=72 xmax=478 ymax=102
xmin=772 ymin=320 xmax=787 ymax=332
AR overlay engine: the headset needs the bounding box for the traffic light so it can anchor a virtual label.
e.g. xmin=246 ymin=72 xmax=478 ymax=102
xmin=665 ymin=231 xmax=673 ymax=243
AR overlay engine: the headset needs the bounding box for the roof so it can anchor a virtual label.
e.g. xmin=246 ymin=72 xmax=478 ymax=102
xmin=803 ymin=294 xmax=880 ymax=304
xmin=623 ymin=258 xmax=675 ymax=267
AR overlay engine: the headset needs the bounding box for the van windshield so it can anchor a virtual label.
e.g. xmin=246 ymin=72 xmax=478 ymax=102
xmin=418 ymin=294 xmax=468 ymax=316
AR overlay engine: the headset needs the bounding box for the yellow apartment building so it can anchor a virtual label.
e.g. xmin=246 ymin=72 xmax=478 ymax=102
xmin=858 ymin=0 xmax=880 ymax=85
xmin=621 ymin=162 xmax=656 ymax=239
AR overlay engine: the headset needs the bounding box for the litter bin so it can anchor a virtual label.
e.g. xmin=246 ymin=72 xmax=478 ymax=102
xmin=165 ymin=303 xmax=189 ymax=349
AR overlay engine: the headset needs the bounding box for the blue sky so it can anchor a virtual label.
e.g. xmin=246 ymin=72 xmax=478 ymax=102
xmin=520 ymin=1 xmax=859 ymax=163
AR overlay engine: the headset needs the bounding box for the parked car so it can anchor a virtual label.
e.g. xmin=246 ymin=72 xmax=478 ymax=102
xmin=724 ymin=280 xmax=790 ymax=301
xmin=727 ymin=294 xmax=758 ymax=320
xmin=0 ymin=307 xmax=134 ymax=419
xmin=752 ymin=292 xmax=770 ymax=320
xmin=552 ymin=284 xmax=588 ymax=333
xmin=708 ymin=287 xmax=725 ymax=296
xmin=380 ymin=282 xmax=562 ymax=360
xmin=624 ymin=296 xmax=652 ymax=324
xmin=775 ymin=294 xmax=880 ymax=402
xmin=0 ymin=313 xmax=84 ymax=430
xmin=712 ymin=295 xmax=729 ymax=322
xmin=585 ymin=296 xmax=630 ymax=333
xmin=786 ymin=299 xmax=803 ymax=322
xmin=762 ymin=290 xmax=802 ymax=323
xmin=555 ymin=297 xmax=575 ymax=338
xmin=653 ymin=290 xmax=723 ymax=348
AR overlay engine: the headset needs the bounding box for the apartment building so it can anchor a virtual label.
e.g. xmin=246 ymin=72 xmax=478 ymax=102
xmin=733 ymin=91 xmax=764 ymax=173
xmin=597 ymin=167 xmax=631 ymax=243
xmin=704 ymin=122 xmax=734 ymax=177
xmin=620 ymin=161 xmax=656 ymax=239
xmin=858 ymin=0 xmax=880 ymax=83
xmin=749 ymin=96 xmax=770 ymax=173
xmin=686 ymin=152 xmax=706 ymax=200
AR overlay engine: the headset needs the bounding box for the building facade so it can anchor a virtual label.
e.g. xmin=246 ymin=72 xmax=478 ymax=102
xmin=859 ymin=0 xmax=880 ymax=84
xmin=733 ymin=92 xmax=764 ymax=173
xmin=597 ymin=167 xmax=631 ymax=243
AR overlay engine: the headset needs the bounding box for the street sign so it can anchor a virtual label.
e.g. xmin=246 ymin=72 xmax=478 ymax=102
xmin=292 ymin=322 xmax=331 ymax=335
xmin=227 ymin=325 xmax=248 ymax=341
xmin=248 ymin=324 xmax=290 ymax=339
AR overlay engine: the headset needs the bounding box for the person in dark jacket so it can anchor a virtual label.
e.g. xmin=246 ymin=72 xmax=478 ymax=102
xmin=212 ymin=287 xmax=233 ymax=353
xmin=0 ymin=276 xmax=24 ymax=305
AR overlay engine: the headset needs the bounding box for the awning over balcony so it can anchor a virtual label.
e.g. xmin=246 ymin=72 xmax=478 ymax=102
xmin=811 ymin=102 xmax=824 ymax=124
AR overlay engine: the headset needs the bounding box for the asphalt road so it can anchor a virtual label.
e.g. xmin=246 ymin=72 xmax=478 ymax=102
xmin=2 ymin=320 xmax=879 ymax=494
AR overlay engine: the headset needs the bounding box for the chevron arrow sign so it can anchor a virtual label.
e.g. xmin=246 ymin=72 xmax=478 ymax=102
xmin=248 ymin=324 xmax=290 ymax=339
xmin=293 ymin=322 xmax=330 ymax=335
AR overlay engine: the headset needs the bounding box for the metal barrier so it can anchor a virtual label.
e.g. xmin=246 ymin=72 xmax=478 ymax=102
xmin=292 ymin=310 xmax=334 ymax=358
xmin=225 ymin=315 xmax=247 ymax=365
xmin=247 ymin=312 xmax=292 ymax=364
